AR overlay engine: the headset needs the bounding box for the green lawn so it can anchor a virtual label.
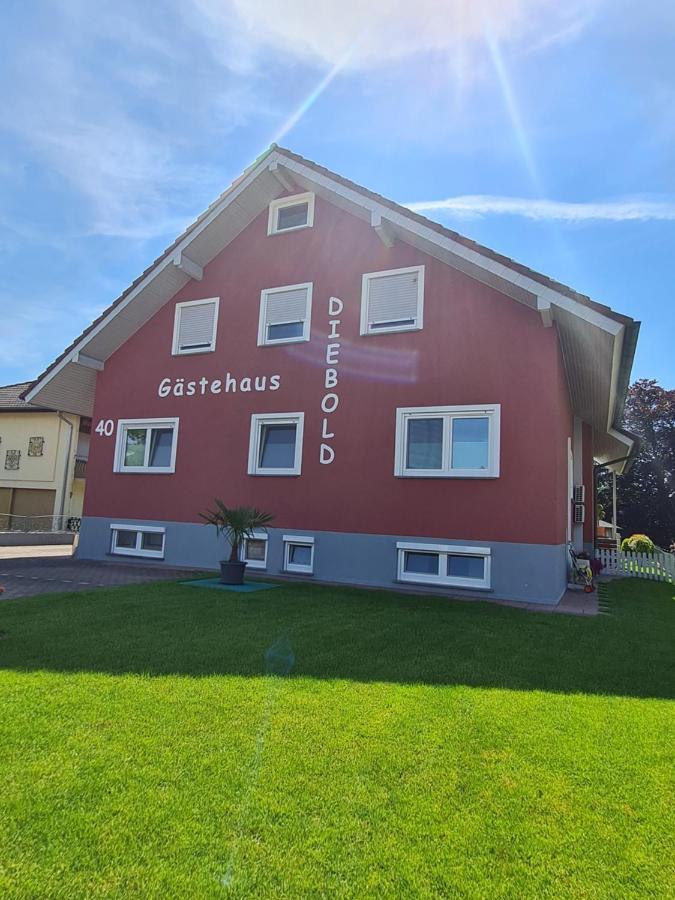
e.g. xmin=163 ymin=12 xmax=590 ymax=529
xmin=0 ymin=578 xmax=673 ymax=898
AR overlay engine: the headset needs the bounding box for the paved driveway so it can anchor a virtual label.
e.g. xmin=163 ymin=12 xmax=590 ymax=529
xmin=0 ymin=554 xmax=204 ymax=600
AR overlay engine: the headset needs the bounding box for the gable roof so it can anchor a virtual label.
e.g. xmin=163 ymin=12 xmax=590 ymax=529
xmin=0 ymin=381 xmax=51 ymax=413
xmin=23 ymin=144 xmax=639 ymax=469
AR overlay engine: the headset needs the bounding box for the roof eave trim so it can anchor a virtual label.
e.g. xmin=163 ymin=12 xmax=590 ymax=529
xmin=275 ymin=152 xmax=625 ymax=336
xmin=24 ymin=146 xmax=279 ymax=407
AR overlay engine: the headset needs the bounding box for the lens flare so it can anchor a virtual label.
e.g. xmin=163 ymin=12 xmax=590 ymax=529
xmin=269 ymin=39 xmax=363 ymax=147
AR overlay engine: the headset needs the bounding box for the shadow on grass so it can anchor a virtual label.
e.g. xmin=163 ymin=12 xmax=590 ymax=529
xmin=0 ymin=578 xmax=673 ymax=699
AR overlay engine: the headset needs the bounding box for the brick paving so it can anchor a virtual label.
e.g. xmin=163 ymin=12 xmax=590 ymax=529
xmin=0 ymin=555 xmax=206 ymax=601
xmin=0 ymin=547 xmax=599 ymax=615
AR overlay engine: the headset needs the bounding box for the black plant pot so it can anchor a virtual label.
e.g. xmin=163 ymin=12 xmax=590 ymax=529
xmin=219 ymin=560 xmax=247 ymax=585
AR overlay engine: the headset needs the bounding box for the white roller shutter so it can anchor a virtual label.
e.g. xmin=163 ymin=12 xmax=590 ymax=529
xmin=258 ymin=283 xmax=312 ymax=344
xmin=264 ymin=286 xmax=309 ymax=326
xmin=174 ymin=299 xmax=218 ymax=353
xmin=363 ymin=267 xmax=423 ymax=332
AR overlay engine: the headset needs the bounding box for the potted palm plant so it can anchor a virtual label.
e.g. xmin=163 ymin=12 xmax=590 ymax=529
xmin=200 ymin=500 xmax=274 ymax=585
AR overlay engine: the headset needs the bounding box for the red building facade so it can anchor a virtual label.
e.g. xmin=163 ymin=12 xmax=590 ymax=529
xmin=25 ymin=148 xmax=638 ymax=604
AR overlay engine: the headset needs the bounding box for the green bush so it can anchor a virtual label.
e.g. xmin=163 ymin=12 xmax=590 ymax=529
xmin=621 ymin=533 xmax=656 ymax=554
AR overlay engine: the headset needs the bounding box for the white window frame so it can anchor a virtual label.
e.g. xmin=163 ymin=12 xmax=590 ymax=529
xmin=360 ymin=265 xmax=425 ymax=336
xmin=114 ymin=418 xmax=179 ymax=474
xmin=240 ymin=532 xmax=269 ymax=569
xmin=267 ymin=192 xmax=315 ymax=235
xmin=257 ymin=282 xmax=313 ymax=346
xmin=397 ymin=542 xmax=491 ymax=590
xmin=248 ymin=412 xmax=304 ymax=476
xmin=110 ymin=524 xmax=166 ymax=559
xmin=171 ymin=297 xmax=219 ymax=355
xmin=394 ymin=404 xmax=500 ymax=478
xmin=283 ymin=535 xmax=314 ymax=574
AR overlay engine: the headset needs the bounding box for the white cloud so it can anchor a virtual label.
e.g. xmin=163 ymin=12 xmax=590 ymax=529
xmin=405 ymin=195 xmax=675 ymax=222
xmin=0 ymin=0 xmax=263 ymax=240
xmin=223 ymin=0 xmax=599 ymax=68
xmin=0 ymin=0 xmax=603 ymax=243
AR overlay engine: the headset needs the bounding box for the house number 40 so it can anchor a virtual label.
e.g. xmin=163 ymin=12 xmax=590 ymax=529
xmin=95 ymin=419 xmax=114 ymax=437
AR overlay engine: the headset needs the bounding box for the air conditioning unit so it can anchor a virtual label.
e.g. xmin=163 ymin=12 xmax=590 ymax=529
xmin=573 ymin=485 xmax=585 ymax=504
xmin=573 ymin=503 xmax=585 ymax=524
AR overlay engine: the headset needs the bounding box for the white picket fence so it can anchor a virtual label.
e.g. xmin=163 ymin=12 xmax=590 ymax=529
xmin=595 ymin=547 xmax=675 ymax=583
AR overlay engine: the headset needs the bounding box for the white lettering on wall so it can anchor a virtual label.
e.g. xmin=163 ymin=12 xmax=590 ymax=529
xmin=320 ymin=444 xmax=335 ymax=464
xmin=320 ymin=297 xmax=342 ymax=465
xmin=95 ymin=419 xmax=114 ymax=437
xmin=326 ymin=343 xmax=340 ymax=365
xmin=157 ymin=373 xmax=282 ymax=398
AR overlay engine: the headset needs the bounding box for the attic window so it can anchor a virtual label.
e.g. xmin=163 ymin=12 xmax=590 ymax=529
xmin=268 ymin=193 xmax=315 ymax=235
xmin=258 ymin=283 xmax=312 ymax=346
xmin=172 ymin=298 xmax=219 ymax=355
xmin=360 ymin=266 xmax=425 ymax=335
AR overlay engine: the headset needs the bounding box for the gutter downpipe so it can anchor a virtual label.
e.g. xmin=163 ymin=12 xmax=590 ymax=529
xmin=56 ymin=412 xmax=74 ymax=526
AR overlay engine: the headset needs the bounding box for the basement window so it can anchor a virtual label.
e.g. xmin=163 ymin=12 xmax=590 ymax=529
xmin=258 ymin=283 xmax=312 ymax=345
xmin=360 ymin=266 xmax=424 ymax=335
xmin=110 ymin=524 xmax=165 ymax=559
xmin=172 ymin=298 xmax=219 ymax=355
xmin=283 ymin=535 xmax=314 ymax=574
xmin=396 ymin=542 xmax=491 ymax=589
xmin=114 ymin=418 xmax=179 ymax=474
xmin=241 ymin=533 xmax=268 ymax=569
xmin=268 ymin=193 xmax=315 ymax=235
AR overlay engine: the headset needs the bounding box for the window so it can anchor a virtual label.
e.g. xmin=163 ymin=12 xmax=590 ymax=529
xmin=248 ymin=413 xmax=304 ymax=476
xmin=172 ymin=298 xmax=219 ymax=355
xmin=397 ymin=542 xmax=491 ymax=589
xmin=268 ymin=192 xmax=315 ymax=235
xmin=394 ymin=405 xmax=500 ymax=478
xmin=360 ymin=265 xmax=424 ymax=335
xmin=110 ymin=525 xmax=165 ymax=559
xmin=258 ymin=283 xmax=312 ymax=346
xmin=283 ymin=535 xmax=314 ymax=574
xmin=114 ymin=419 xmax=179 ymax=474
xmin=240 ymin=533 xmax=268 ymax=569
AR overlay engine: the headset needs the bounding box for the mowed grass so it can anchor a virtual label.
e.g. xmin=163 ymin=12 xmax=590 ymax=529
xmin=0 ymin=579 xmax=673 ymax=898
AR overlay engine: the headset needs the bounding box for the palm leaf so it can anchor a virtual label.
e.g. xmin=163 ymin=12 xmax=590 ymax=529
xmin=199 ymin=500 xmax=274 ymax=561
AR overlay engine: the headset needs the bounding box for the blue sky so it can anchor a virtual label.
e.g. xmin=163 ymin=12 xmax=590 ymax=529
xmin=1 ymin=0 xmax=673 ymax=388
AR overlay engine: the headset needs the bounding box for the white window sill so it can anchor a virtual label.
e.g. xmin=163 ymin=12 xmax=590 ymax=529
xmin=259 ymin=336 xmax=310 ymax=347
xmin=362 ymin=323 xmax=422 ymax=337
xmin=115 ymin=468 xmax=176 ymax=475
xmin=172 ymin=347 xmax=216 ymax=356
xmin=396 ymin=472 xmax=499 ymax=479
xmin=268 ymin=223 xmax=312 ymax=236
xmin=110 ymin=549 xmax=165 ymax=560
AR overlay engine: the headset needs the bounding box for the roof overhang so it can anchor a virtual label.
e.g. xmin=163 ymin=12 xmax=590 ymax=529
xmin=24 ymin=146 xmax=639 ymax=461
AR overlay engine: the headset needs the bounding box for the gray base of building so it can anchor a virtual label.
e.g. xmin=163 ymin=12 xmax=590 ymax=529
xmin=77 ymin=516 xmax=569 ymax=606
xmin=0 ymin=531 xmax=76 ymax=547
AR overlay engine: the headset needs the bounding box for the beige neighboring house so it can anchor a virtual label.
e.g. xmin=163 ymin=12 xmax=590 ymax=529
xmin=0 ymin=382 xmax=89 ymax=529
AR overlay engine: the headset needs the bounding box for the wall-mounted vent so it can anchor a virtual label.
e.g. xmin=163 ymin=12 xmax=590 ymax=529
xmin=573 ymin=503 xmax=585 ymax=525
xmin=573 ymin=485 xmax=585 ymax=504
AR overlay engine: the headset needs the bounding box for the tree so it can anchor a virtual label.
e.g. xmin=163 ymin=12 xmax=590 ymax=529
xmin=598 ymin=379 xmax=675 ymax=548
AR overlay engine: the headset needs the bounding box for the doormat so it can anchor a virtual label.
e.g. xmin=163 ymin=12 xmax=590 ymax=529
xmin=180 ymin=578 xmax=281 ymax=593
